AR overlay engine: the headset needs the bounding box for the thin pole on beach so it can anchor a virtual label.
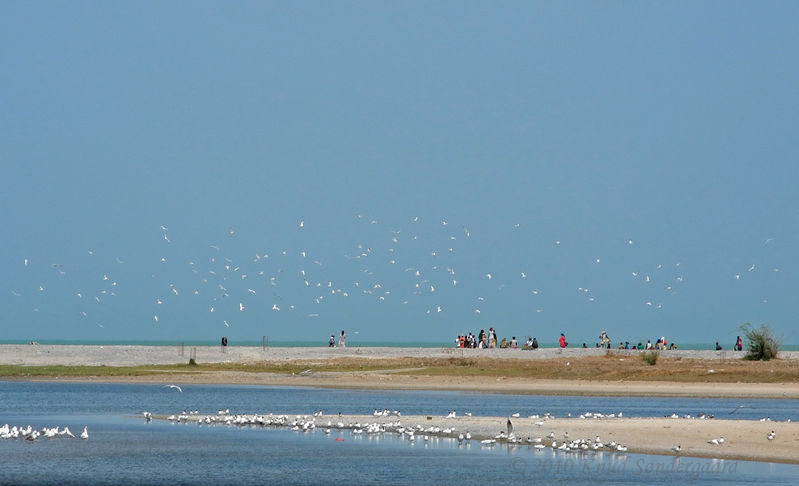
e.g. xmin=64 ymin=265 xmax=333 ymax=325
xmin=179 ymin=342 xmax=184 ymax=357
xmin=263 ymin=336 xmax=268 ymax=351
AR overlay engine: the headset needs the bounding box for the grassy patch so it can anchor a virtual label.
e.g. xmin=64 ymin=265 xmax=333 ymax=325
xmin=741 ymin=323 xmax=781 ymax=361
xmin=0 ymin=365 xmax=160 ymax=377
xmin=2 ymin=355 xmax=798 ymax=383
xmin=640 ymin=351 xmax=659 ymax=366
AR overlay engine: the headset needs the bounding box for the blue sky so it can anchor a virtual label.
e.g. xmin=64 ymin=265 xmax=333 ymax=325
xmin=2 ymin=1 xmax=797 ymax=345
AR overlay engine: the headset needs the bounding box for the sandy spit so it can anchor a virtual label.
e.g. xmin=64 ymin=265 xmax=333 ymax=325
xmin=157 ymin=412 xmax=799 ymax=465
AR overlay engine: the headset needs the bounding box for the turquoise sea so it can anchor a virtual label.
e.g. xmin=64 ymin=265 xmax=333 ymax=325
xmin=1 ymin=382 xmax=797 ymax=485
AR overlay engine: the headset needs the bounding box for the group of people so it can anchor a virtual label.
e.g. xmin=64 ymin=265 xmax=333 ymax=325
xmin=455 ymin=328 xmax=507 ymax=348
xmin=328 ymin=330 xmax=346 ymax=347
xmin=614 ymin=339 xmax=677 ymax=350
xmin=594 ymin=332 xmax=677 ymax=350
xmin=454 ymin=329 xmax=544 ymax=350
xmin=389 ymin=329 xmax=748 ymax=352
xmin=455 ymin=328 xmax=531 ymax=349
xmin=716 ymin=336 xmax=744 ymax=351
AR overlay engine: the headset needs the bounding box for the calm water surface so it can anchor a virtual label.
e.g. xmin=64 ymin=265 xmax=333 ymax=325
xmin=0 ymin=382 xmax=796 ymax=485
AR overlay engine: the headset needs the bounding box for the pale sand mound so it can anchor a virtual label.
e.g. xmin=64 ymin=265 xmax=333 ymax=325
xmin=164 ymin=412 xmax=799 ymax=464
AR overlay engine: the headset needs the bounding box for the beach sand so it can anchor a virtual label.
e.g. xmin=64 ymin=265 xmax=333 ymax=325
xmin=3 ymin=344 xmax=798 ymax=464
xmin=4 ymin=343 xmax=797 ymax=366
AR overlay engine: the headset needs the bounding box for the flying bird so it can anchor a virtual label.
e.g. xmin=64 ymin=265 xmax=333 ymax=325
xmin=165 ymin=385 xmax=183 ymax=392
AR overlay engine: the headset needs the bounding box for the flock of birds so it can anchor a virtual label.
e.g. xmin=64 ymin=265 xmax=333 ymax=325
xmin=146 ymin=402 xmax=788 ymax=456
xmin=8 ymin=215 xmax=785 ymax=341
xmin=1 ymin=423 xmax=88 ymax=441
xmin=151 ymin=407 xmax=643 ymax=454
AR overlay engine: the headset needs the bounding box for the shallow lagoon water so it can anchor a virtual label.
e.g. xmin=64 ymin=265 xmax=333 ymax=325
xmin=1 ymin=382 xmax=797 ymax=485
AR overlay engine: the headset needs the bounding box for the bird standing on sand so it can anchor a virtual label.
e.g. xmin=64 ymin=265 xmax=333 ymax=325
xmin=671 ymin=445 xmax=681 ymax=453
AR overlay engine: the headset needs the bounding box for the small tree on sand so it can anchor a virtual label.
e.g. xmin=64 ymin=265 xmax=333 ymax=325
xmin=740 ymin=323 xmax=780 ymax=361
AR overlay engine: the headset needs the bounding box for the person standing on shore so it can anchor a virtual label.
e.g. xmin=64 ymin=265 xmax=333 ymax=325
xmin=328 ymin=335 xmax=335 ymax=347
xmin=736 ymin=336 xmax=743 ymax=351
xmin=338 ymin=330 xmax=346 ymax=347
xmin=559 ymin=333 xmax=567 ymax=348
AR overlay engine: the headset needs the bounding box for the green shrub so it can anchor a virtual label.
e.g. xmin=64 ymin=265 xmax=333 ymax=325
xmin=740 ymin=323 xmax=780 ymax=361
xmin=640 ymin=351 xmax=659 ymax=366
xmin=188 ymin=358 xmax=198 ymax=366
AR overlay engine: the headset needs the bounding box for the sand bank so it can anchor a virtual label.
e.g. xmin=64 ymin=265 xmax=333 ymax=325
xmin=3 ymin=345 xmax=799 ymax=399
xmin=158 ymin=412 xmax=799 ymax=465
